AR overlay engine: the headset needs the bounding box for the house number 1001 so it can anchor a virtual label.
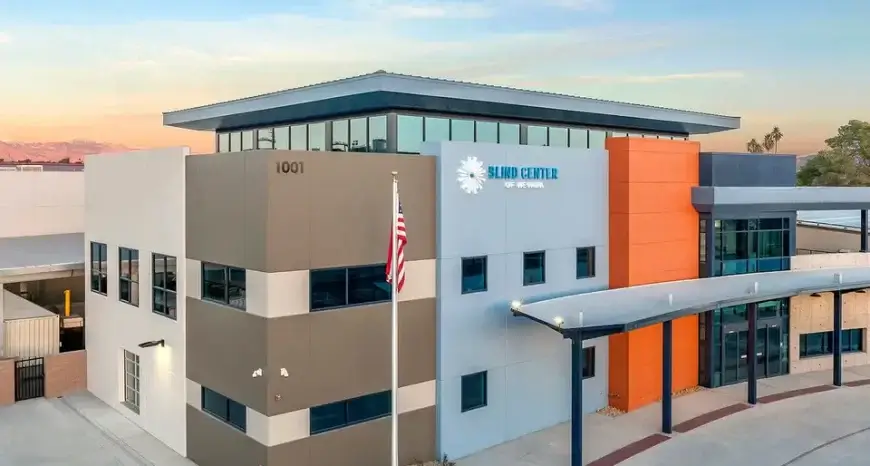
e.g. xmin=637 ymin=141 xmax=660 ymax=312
xmin=276 ymin=161 xmax=304 ymax=174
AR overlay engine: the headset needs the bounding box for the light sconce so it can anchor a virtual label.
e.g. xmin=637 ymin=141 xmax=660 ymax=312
xmin=138 ymin=339 xmax=165 ymax=348
xmin=280 ymin=368 xmax=289 ymax=378
xmin=810 ymin=293 xmax=822 ymax=298
xmin=252 ymin=368 xmax=263 ymax=378
xmin=553 ymin=316 xmax=564 ymax=328
xmin=510 ymin=300 xmax=522 ymax=312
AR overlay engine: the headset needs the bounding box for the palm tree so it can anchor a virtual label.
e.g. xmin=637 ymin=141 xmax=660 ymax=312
xmin=762 ymin=133 xmax=775 ymax=153
xmin=747 ymin=139 xmax=764 ymax=153
xmin=770 ymin=126 xmax=784 ymax=154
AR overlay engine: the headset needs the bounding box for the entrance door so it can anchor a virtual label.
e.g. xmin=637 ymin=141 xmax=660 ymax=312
xmin=720 ymin=322 xmax=784 ymax=386
xmin=721 ymin=326 xmax=748 ymax=386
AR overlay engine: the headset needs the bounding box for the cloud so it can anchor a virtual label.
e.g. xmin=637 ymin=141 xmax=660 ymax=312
xmin=0 ymin=32 xmax=10 ymax=44
xmin=569 ymin=71 xmax=746 ymax=84
xmin=351 ymin=0 xmax=495 ymax=19
xmin=541 ymin=0 xmax=610 ymax=11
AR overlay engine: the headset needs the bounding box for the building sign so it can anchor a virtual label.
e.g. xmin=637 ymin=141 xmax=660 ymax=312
xmin=456 ymin=156 xmax=558 ymax=194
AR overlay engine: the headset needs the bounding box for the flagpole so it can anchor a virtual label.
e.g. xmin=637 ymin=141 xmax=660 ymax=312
xmin=390 ymin=171 xmax=400 ymax=466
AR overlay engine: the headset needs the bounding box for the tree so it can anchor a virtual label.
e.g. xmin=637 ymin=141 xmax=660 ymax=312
xmin=796 ymin=120 xmax=870 ymax=186
xmin=746 ymin=126 xmax=785 ymax=154
xmin=747 ymin=138 xmax=764 ymax=153
xmin=770 ymin=126 xmax=784 ymax=153
xmin=58 ymin=157 xmax=70 ymax=164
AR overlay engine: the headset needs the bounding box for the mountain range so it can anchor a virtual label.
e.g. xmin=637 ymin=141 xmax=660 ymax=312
xmin=0 ymin=140 xmax=135 ymax=163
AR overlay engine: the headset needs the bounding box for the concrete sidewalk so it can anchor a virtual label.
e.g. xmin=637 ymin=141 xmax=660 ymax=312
xmin=457 ymin=364 xmax=870 ymax=466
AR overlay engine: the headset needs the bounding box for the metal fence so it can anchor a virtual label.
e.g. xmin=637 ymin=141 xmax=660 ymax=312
xmin=14 ymin=357 xmax=45 ymax=401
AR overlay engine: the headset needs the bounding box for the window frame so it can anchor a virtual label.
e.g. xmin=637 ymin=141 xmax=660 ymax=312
xmin=309 ymin=390 xmax=391 ymax=435
xmin=460 ymin=256 xmax=488 ymax=294
xmin=576 ymin=247 xmax=596 ymax=279
xmin=122 ymin=350 xmax=140 ymax=414
xmin=582 ymin=347 xmax=596 ymax=379
xmin=309 ymin=264 xmax=391 ymax=311
xmin=118 ymin=247 xmax=140 ymax=307
xmin=90 ymin=241 xmax=108 ymax=295
xmin=522 ymin=250 xmax=546 ymax=286
xmin=799 ymin=329 xmax=865 ymax=358
xmin=200 ymin=262 xmax=247 ymax=310
xmin=460 ymin=371 xmax=488 ymax=413
xmin=201 ymin=387 xmax=247 ymax=432
xmin=152 ymin=253 xmax=178 ymax=320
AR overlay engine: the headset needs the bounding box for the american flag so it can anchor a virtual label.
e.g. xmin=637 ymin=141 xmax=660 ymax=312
xmin=386 ymin=199 xmax=407 ymax=293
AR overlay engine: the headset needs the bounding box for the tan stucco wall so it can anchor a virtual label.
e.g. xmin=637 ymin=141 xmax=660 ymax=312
xmin=790 ymin=253 xmax=870 ymax=374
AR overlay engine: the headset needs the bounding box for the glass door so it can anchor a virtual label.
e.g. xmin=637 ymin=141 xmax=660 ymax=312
xmin=721 ymin=326 xmax=748 ymax=385
xmin=765 ymin=323 xmax=784 ymax=377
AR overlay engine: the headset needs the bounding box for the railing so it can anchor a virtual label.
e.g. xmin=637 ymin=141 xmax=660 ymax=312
xmin=0 ymin=163 xmax=84 ymax=172
xmin=796 ymin=219 xmax=861 ymax=232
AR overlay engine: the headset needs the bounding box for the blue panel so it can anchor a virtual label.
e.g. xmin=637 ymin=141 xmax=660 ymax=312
xmin=699 ymin=153 xmax=797 ymax=187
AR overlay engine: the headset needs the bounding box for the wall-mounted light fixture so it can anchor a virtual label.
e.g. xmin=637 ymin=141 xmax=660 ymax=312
xmin=810 ymin=293 xmax=822 ymax=298
xmin=252 ymin=368 xmax=263 ymax=378
xmin=138 ymin=339 xmax=165 ymax=348
xmin=510 ymin=300 xmax=522 ymax=312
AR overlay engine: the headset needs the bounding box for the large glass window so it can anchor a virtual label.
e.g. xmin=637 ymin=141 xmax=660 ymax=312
xmin=257 ymin=128 xmax=275 ymax=149
xmin=424 ymin=117 xmax=449 ymax=143
xmin=90 ymin=241 xmax=108 ymax=295
xmin=397 ymin=115 xmax=423 ymax=154
xmin=589 ymin=130 xmax=606 ymax=149
xmin=349 ymin=118 xmax=368 ymax=152
xmin=229 ymin=132 xmax=241 ymax=152
xmin=569 ymin=128 xmax=589 ymax=148
xmin=202 ymin=387 xmax=247 ymax=432
xmin=290 ymin=125 xmax=307 ymax=150
xmin=123 ymin=350 xmax=140 ymax=414
xmin=152 ymin=253 xmax=177 ymax=320
xmin=713 ymin=217 xmax=790 ymax=276
xmin=310 ymin=264 xmax=390 ymax=311
xmin=308 ymin=122 xmax=326 ymax=151
xmin=461 ymin=256 xmax=487 ymax=294
xmin=331 ymin=120 xmax=349 ymax=151
xmin=800 ymin=329 xmax=864 ymax=357
xmin=523 ymin=251 xmax=546 ymax=286
xmin=241 ymin=130 xmax=254 ymax=150
xmin=527 ymin=125 xmax=548 ymax=146
xmin=499 ymin=123 xmax=520 ymax=145
xmin=201 ymin=263 xmax=246 ymax=310
xmin=475 ymin=121 xmax=498 ymax=143
xmin=119 ymin=247 xmax=139 ymax=306
xmin=582 ymin=347 xmax=595 ymax=378
xmin=274 ymin=126 xmax=290 ymax=150
xmin=461 ymin=371 xmax=487 ymax=412
xmin=576 ymin=247 xmax=595 ymax=279
xmin=450 ymin=119 xmax=475 ymax=142
xmin=549 ymin=127 xmax=568 ymax=147
xmin=217 ymin=133 xmax=230 ymax=153
xmin=310 ymin=390 xmax=391 ymax=434
xmin=368 ymin=116 xmax=388 ymax=153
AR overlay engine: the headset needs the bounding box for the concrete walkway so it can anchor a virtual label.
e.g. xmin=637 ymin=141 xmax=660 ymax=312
xmin=457 ymin=364 xmax=870 ymax=466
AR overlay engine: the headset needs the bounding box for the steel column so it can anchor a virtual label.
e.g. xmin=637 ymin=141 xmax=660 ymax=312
xmin=862 ymin=211 xmax=868 ymax=252
xmin=747 ymin=302 xmax=758 ymax=405
xmin=662 ymin=320 xmax=673 ymax=434
xmin=834 ymin=290 xmax=843 ymax=386
xmin=571 ymin=333 xmax=585 ymax=466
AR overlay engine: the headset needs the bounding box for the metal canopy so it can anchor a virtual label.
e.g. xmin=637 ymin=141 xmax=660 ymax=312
xmin=163 ymin=71 xmax=740 ymax=135
xmin=512 ymin=266 xmax=870 ymax=337
xmin=693 ymin=186 xmax=870 ymax=213
xmin=0 ymin=233 xmax=84 ymax=277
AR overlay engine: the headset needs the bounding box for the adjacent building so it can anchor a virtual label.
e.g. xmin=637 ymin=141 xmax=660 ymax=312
xmin=84 ymin=71 xmax=870 ymax=466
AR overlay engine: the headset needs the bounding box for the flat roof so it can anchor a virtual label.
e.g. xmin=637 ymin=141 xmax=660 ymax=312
xmin=513 ymin=266 xmax=870 ymax=339
xmin=163 ymin=71 xmax=740 ymax=136
xmin=0 ymin=233 xmax=84 ymax=277
xmin=3 ymin=290 xmax=55 ymax=320
xmin=693 ymin=187 xmax=870 ymax=214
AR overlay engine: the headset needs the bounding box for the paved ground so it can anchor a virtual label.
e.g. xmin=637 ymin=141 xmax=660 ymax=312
xmin=0 ymin=393 xmax=193 ymax=466
xmin=458 ymin=364 xmax=870 ymax=466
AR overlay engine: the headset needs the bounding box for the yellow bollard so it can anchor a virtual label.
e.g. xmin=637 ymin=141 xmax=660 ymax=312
xmin=64 ymin=289 xmax=71 ymax=317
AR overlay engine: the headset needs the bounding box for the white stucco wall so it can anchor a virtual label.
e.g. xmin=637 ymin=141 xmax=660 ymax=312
xmin=0 ymin=172 xmax=84 ymax=238
xmin=84 ymin=148 xmax=188 ymax=455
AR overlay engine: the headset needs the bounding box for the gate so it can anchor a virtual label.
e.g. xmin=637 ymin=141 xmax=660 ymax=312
xmin=14 ymin=357 xmax=45 ymax=401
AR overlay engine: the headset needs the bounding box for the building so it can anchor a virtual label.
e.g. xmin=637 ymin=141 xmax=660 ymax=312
xmin=87 ymin=71 xmax=869 ymax=466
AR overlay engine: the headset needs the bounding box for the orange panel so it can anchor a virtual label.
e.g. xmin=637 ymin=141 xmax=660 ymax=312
xmin=607 ymin=138 xmax=700 ymax=412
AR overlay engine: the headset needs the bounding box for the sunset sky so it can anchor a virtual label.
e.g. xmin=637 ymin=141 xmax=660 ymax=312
xmin=1 ymin=0 xmax=867 ymax=155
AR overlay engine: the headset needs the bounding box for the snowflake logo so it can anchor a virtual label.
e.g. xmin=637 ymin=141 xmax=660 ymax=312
xmin=456 ymin=156 xmax=487 ymax=194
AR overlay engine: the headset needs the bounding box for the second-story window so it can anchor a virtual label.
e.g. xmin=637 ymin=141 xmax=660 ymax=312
xmin=90 ymin=242 xmax=108 ymax=295
xmin=153 ymin=254 xmax=178 ymax=319
xmin=310 ymin=264 xmax=391 ymax=311
xmin=119 ymin=247 xmax=139 ymax=306
xmin=201 ymin=263 xmax=246 ymax=310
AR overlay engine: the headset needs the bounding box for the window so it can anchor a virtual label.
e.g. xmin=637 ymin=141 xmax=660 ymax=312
xmin=217 ymin=133 xmax=230 ymax=152
xmin=310 ymin=264 xmax=390 ymax=311
xmin=582 ymin=347 xmax=595 ymax=379
xmin=461 ymin=257 xmax=487 ymax=294
xmin=349 ymin=117 xmax=367 ymax=152
xmin=800 ymin=329 xmax=865 ymax=358
xmin=202 ymin=387 xmax=247 ymax=432
xmin=310 ymin=390 xmax=391 ymax=434
xmin=257 ymin=128 xmax=275 ymax=149
xmin=475 ymin=121 xmax=498 ymax=143
xmin=274 ymin=126 xmax=290 ymax=149
xmin=290 ymin=124 xmax=307 ymax=150
xmin=397 ymin=115 xmax=423 ymax=153
xmin=201 ymin=263 xmax=246 ymax=310
xmin=589 ymin=130 xmax=606 ymax=149
xmin=424 ymin=117 xmax=450 ymax=144
xmin=119 ymin=247 xmax=139 ymax=306
xmin=152 ymin=254 xmax=177 ymax=319
xmin=332 ymin=119 xmax=349 ymax=151
xmin=576 ymin=247 xmax=595 ymax=279
xmin=90 ymin=242 xmax=108 ymax=295
xmin=229 ymin=132 xmax=241 ymax=152
xmin=461 ymin=371 xmax=487 ymax=412
xmin=123 ymin=350 xmax=140 ymax=414
xmin=241 ymin=130 xmax=254 ymax=150
xmin=308 ymin=122 xmax=326 ymax=151
xmin=450 ymin=119 xmax=474 ymax=142
xmin=523 ymin=251 xmax=546 ymax=286
xmin=368 ymin=116 xmax=388 ymax=153
xmin=527 ymin=125 xmax=548 ymax=146
xmin=549 ymin=127 xmax=568 ymax=147
xmin=569 ymin=128 xmax=589 ymax=148
xmin=499 ymin=123 xmax=520 ymax=145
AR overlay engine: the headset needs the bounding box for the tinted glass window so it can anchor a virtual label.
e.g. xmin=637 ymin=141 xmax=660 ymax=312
xmin=310 ymin=391 xmax=391 ymax=434
xmin=569 ymin=128 xmax=589 ymax=148
xmin=583 ymin=347 xmax=595 ymax=378
xmin=218 ymin=133 xmax=230 ymax=152
xmin=499 ymin=123 xmax=520 ymax=145
xmin=523 ymin=251 xmax=545 ymax=285
xmin=308 ymin=123 xmax=326 ymax=151
xmin=576 ymin=247 xmax=595 ymax=279
xmin=347 ymin=391 xmax=390 ymax=424
xmin=310 ymin=400 xmax=346 ymax=434
xmin=290 ymin=125 xmax=307 ymax=150
xmin=549 ymin=127 xmax=568 ymax=147
xmin=119 ymin=247 xmax=139 ymax=306
xmin=241 ymin=130 xmax=254 ymax=150
xmin=310 ymin=268 xmax=347 ymax=310
xmin=201 ymin=387 xmax=246 ymax=432
xmin=589 ymin=130 xmax=606 ymax=149
xmin=257 ymin=128 xmax=275 ymax=149
xmin=229 ymin=132 xmax=241 ymax=152
xmin=475 ymin=121 xmax=498 ymax=143
xmin=201 ymin=263 xmax=246 ymax=310
xmin=527 ymin=125 xmax=548 ymax=146
xmin=369 ymin=116 xmax=388 ymax=153
xmin=461 ymin=371 xmax=487 ymax=412
xmin=461 ymin=257 xmax=487 ymax=294
xmin=347 ymin=265 xmax=390 ymax=305
xmin=397 ymin=115 xmax=423 ymax=153
xmin=274 ymin=126 xmax=290 ymax=150
xmin=90 ymin=242 xmax=108 ymax=294
xmin=424 ymin=117 xmax=450 ymax=143
xmin=332 ymin=120 xmax=349 ymax=151
xmin=349 ymin=118 xmax=368 ymax=152
xmin=451 ymin=119 xmax=475 ymax=142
